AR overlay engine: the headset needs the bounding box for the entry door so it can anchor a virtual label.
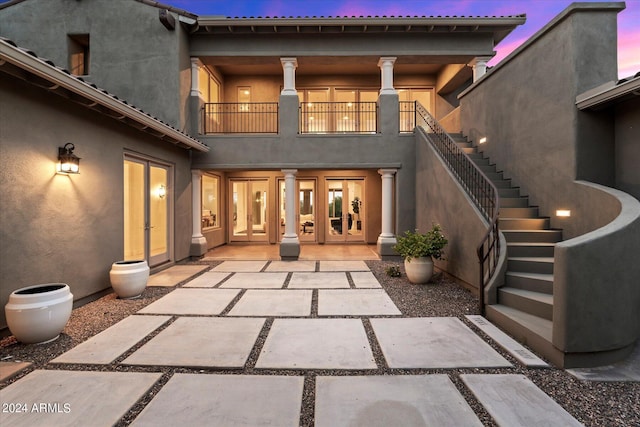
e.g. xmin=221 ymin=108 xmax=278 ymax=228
xmin=326 ymin=179 xmax=364 ymax=242
xmin=230 ymin=180 xmax=268 ymax=242
xmin=278 ymin=179 xmax=316 ymax=242
xmin=124 ymin=157 xmax=171 ymax=267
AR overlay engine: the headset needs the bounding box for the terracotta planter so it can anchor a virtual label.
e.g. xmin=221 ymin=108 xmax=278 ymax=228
xmin=5 ymin=283 xmax=73 ymax=344
xmin=109 ymin=260 xmax=149 ymax=299
xmin=404 ymin=257 xmax=434 ymax=284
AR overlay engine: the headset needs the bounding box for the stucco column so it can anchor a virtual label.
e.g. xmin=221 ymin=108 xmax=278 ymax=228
xmin=280 ymin=58 xmax=298 ymax=95
xmin=190 ymin=58 xmax=202 ymax=97
xmin=190 ymin=58 xmax=203 ymax=135
xmin=468 ymin=56 xmax=493 ymax=82
xmin=378 ymin=57 xmax=397 ymax=95
xmin=190 ymin=169 xmax=207 ymax=257
xmin=280 ymin=169 xmax=300 ymax=260
xmin=377 ymin=168 xmax=398 ymax=257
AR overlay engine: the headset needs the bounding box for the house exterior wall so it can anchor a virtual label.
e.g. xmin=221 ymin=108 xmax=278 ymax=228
xmin=0 ymin=73 xmax=193 ymax=330
xmin=0 ymin=0 xmax=188 ymax=128
xmin=615 ymin=97 xmax=640 ymax=200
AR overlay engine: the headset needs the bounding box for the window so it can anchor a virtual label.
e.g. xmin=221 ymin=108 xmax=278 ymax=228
xmin=68 ymin=34 xmax=89 ymax=76
xmin=202 ymin=174 xmax=220 ymax=229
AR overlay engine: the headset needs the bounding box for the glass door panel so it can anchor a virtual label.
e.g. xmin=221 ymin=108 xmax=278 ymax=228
xmin=346 ymin=180 xmax=364 ymax=242
xmin=232 ymin=181 xmax=249 ymax=240
xmin=298 ymin=180 xmax=315 ymax=242
xmin=149 ymin=165 xmax=169 ymax=265
xmin=326 ymin=179 xmax=364 ymax=242
xmin=326 ymin=180 xmax=344 ymax=241
xmin=251 ymin=180 xmax=268 ymax=239
xmin=231 ymin=180 xmax=268 ymax=242
xmin=124 ymin=160 xmax=145 ymax=260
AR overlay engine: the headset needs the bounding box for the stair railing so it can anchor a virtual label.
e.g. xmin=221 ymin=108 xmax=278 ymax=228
xmin=415 ymin=102 xmax=500 ymax=314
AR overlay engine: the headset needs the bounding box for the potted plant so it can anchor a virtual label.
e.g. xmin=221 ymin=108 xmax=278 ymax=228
xmin=109 ymin=260 xmax=150 ymax=299
xmin=393 ymin=224 xmax=447 ymax=284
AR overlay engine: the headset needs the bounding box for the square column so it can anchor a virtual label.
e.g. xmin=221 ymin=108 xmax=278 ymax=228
xmin=280 ymin=58 xmax=298 ymax=95
xmin=377 ymin=168 xmax=398 ymax=257
xmin=378 ymin=57 xmax=397 ymax=95
xmin=190 ymin=169 xmax=207 ymax=258
xmin=280 ymin=169 xmax=300 ymax=260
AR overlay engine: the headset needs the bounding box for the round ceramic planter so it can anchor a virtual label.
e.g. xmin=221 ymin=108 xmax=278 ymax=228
xmin=109 ymin=260 xmax=149 ymax=299
xmin=5 ymin=283 xmax=73 ymax=344
xmin=404 ymin=257 xmax=434 ymax=284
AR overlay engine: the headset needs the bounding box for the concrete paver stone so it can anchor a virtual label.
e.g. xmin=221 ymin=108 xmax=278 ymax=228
xmin=256 ymin=318 xmax=376 ymax=369
xmin=131 ymin=374 xmax=304 ymax=427
xmin=265 ymin=260 xmax=316 ymax=272
xmin=371 ymin=317 xmax=512 ymax=368
xmin=461 ymin=374 xmax=583 ymax=427
xmin=315 ymin=375 xmax=482 ymax=427
xmin=147 ymin=265 xmax=209 ymax=287
xmin=318 ymin=289 xmax=401 ymax=316
xmin=52 ymin=315 xmax=171 ymax=365
xmin=319 ymin=260 xmax=370 ymax=271
xmin=350 ymin=271 xmax=382 ymax=288
xmin=182 ymin=272 xmax=231 ymax=288
xmin=219 ymin=272 xmax=287 ymax=289
xmin=211 ymin=260 xmax=267 ymax=272
xmin=288 ymin=272 xmax=350 ymax=289
xmin=0 ymin=370 xmax=161 ymax=427
xmin=122 ymin=317 xmax=265 ymax=368
xmin=227 ymin=289 xmax=312 ymax=316
xmin=137 ymin=288 xmax=240 ymax=315
xmin=0 ymin=362 xmax=32 ymax=382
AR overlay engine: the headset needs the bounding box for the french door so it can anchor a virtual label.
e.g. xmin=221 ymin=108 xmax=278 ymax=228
xmin=123 ymin=156 xmax=172 ymax=267
xmin=326 ymin=179 xmax=364 ymax=242
xmin=278 ymin=179 xmax=316 ymax=243
xmin=230 ymin=179 xmax=269 ymax=242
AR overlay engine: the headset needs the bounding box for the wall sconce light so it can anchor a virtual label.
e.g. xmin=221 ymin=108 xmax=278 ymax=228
xmin=157 ymin=184 xmax=166 ymax=199
xmin=57 ymin=143 xmax=80 ymax=174
xmin=556 ymin=209 xmax=571 ymax=217
xmin=479 ymin=137 xmax=487 ymax=144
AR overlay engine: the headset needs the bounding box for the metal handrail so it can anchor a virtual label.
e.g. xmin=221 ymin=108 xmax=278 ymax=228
xmin=415 ymin=101 xmax=500 ymax=314
xmin=299 ymin=102 xmax=378 ymax=134
xmin=202 ymin=102 xmax=278 ymax=134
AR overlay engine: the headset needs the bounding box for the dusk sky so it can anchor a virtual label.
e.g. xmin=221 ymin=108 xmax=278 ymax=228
xmin=160 ymin=0 xmax=640 ymax=78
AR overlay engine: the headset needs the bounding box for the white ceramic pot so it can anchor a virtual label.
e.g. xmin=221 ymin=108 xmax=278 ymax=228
xmin=5 ymin=283 xmax=73 ymax=344
xmin=109 ymin=260 xmax=149 ymax=299
xmin=404 ymin=257 xmax=434 ymax=284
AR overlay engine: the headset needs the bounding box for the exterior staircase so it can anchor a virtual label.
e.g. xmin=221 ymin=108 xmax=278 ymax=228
xmin=451 ymin=134 xmax=564 ymax=366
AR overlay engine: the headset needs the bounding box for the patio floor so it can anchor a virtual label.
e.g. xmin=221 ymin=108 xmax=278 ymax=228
xmin=0 ymin=260 xmax=623 ymax=426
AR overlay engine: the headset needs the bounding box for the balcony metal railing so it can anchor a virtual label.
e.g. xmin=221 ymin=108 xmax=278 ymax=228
xmin=415 ymin=101 xmax=500 ymax=314
xmin=203 ymin=102 xmax=278 ymax=134
xmin=399 ymin=101 xmax=416 ymax=133
xmin=299 ymin=102 xmax=378 ymax=134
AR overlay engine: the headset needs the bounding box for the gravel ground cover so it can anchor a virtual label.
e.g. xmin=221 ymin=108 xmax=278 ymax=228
xmin=1 ymin=259 xmax=638 ymax=426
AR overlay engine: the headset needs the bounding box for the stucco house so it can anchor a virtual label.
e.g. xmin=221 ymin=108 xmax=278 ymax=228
xmin=0 ymin=0 xmax=638 ymax=368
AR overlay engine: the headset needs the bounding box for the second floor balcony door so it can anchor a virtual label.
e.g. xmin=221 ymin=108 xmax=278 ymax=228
xmin=230 ymin=179 xmax=269 ymax=242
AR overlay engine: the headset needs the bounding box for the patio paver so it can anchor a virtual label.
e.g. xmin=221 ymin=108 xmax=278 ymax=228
xmin=265 ymin=260 xmax=316 ymax=272
xmin=371 ymin=317 xmax=512 ymax=369
xmin=131 ymin=374 xmax=304 ymax=427
xmin=0 ymin=361 xmax=32 ymax=382
xmin=227 ymin=289 xmax=312 ymax=317
xmin=219 ymin=272 xmax=287 ymax=289
xmin=122 ymin=317 xmax=265 ymax=368
xmin=350 ymin=271 xmax=382 ymax=288
xmin=255 ymin=318 xmax=376 ymax=369
xmin=461 ymin=374 xmax=583 ymax=426
xmin=288 ymin=272 xmax=350 ymax=289
xmin=0 ymin=370 xmax=161 ymax=427
xmin=147 ymin=265 xmax=209 ymax=287
xmin=211 ymin=260 xmax=268 ymax=272
xmin=52 ymin=315 xmax=171 ymax=365
xmin=319 ymin=260 xmax=370 ymax=271
xmin=315 ymin=375 xmax=482 ymax=427
xmin=182 ymin=271 xmax=231 ymax=288
xmin=318 ymin=289 xmax=401 ymax=316
xmin=137 ymin=288 xmax=240 ymax=315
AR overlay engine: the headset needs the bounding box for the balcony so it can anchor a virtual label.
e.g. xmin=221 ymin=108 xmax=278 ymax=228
xmin=299 ymin=102 xmax=378 ymax=134
xmin=203 ymin=102 xmax=279 ymax=134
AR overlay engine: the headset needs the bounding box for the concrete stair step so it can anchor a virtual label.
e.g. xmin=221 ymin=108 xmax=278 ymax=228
xmin=500 ymin=197 xmax=530 ymax=208
xmin=498 ymin=187 xmax=521 ymax=198
xmin=456 ymin=142 xmax=473 ymax=149
xmin=478 ymin=164 xmax=498 ymax=173
xmin=485 ymin=304 xmax=562 ymax=366
xmin=467 ymin=152 xmax=484 ymax=160
xmin=508 ymin=257 xmax=555 ymax=274
xmin=485 ymin=171 xmax=505 ymax=181
xmin=490 ymin=179 xmax=512 ymax=188
xmin=500 ymin=217 xmax=550 ymax=230
xmin=507 ymin=242 xmax=555 ymax=257
xmin=506 ymin=271 xmax=554 ymax=294
xmin=502 ymin=229 xmax=563 ymax=243
xmin=472 ymin=157 xmax=491 ymax=166
xmin=499 ymin=287 xmax=554 ymax=320
xmin=461 ymin=146 xmax=476 ymax=154
xmin=500 ymin=207 xmax=540 ymax=218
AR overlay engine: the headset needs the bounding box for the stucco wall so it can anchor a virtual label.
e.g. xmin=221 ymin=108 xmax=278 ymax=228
xmin=459 ymin=4 xmax=623 ymax=240
xmin=0 ymin=75 xmax=193 ymax=330
xmin=615 ymin=97 xmax=640 ymax=200
xmin=415 ymin=129 xmax=485 ymax=291
xmin=0 ymin=0 xmax=187 ymax=128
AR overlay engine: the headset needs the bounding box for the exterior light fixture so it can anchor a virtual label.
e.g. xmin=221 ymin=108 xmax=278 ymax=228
xmin=556 ymin=209 xmax=571 ymax=217
xmin=479 ymin=137 xmax=487 ymax=144
xmin=57 ymin=143 xmax=80 ymax=174
xmin=157 ymin=184 xmax=166 ymax=199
